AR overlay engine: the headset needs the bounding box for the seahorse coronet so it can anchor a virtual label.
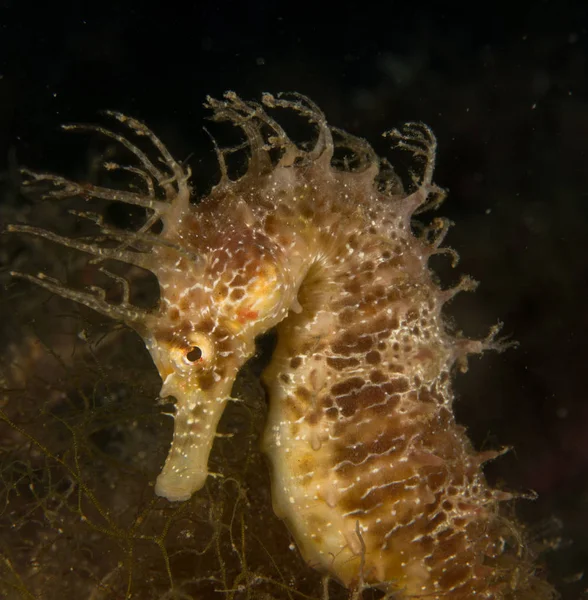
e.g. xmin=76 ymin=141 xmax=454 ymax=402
xmin=7 ymin=93 xmax=556 ymax=599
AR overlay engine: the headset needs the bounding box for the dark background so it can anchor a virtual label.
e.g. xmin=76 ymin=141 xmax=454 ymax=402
xmin=0 ymin=1 xmax=587 ymax=598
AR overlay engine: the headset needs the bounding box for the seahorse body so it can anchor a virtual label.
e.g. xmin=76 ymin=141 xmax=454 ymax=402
xmin=7 ymin=93 xmax=554 ymax=598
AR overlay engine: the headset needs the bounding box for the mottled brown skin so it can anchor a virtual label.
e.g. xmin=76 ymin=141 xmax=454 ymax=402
xmin=7 ymin=93 xmax=555 ymax=598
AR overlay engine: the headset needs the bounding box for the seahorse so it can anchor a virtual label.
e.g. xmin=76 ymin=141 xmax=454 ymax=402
xmin=6 ymin=92 xmax=555 ymax=599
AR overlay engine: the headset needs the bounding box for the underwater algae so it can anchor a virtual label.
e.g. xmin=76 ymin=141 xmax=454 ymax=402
xmin=1 ymin=92 xmax=556 ymax=598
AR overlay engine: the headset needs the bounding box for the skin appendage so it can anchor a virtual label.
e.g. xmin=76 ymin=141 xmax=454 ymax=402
xmin=6 ymin=93 xmax=555 ymax=598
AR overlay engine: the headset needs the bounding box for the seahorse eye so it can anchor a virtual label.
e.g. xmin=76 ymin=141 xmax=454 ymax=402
xmin=185 ymin=346 xmax=203 ymax=363
xmin=168 ymin=333 xmax=214 ymax=372
xmin=186 ymin=332 xmax=215 ymax=364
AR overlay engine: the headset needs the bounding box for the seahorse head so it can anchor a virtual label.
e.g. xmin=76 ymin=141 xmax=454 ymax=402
xmin=139 ymin=199 xmax=297 ymax=501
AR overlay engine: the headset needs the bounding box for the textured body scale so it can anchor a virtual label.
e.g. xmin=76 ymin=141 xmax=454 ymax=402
xmin=7 ymin=93 xmax=554 ymax=598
